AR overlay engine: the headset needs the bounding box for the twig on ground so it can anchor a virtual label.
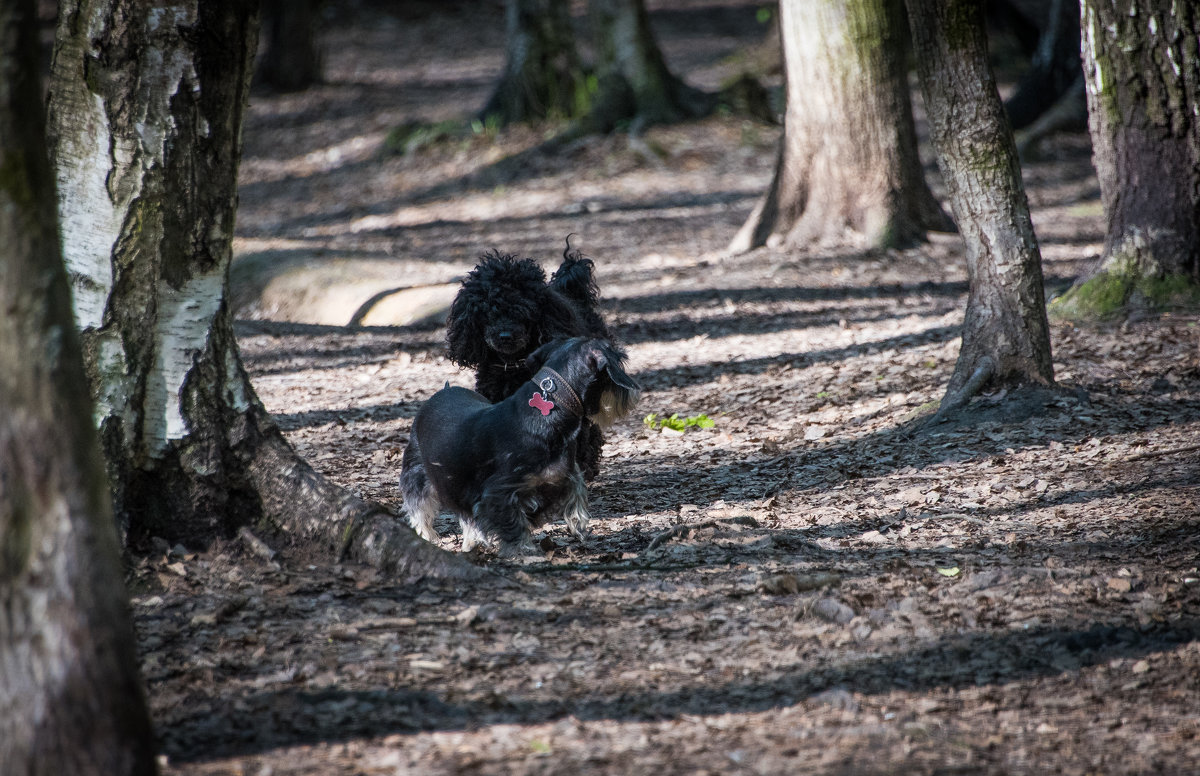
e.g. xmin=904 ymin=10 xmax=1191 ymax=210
xmin=238 ymin=526 xmax=277 ymax=562
xmin=523 ymin=559 xmax=710 ymax=574
xmin=852 ymin=471 xmax=954 ymax=484
xmin=523 ymin=515 xmax=762 ymax=575
xmin=915 ymin=511 xmax=991 ymax=527
xmin=1120 ymin=442 xmax=1200 ymax=462
xmin=909 ymin=511 xmax=1041 ymax=530
xmin=644 ymin=515 xmax=761 ymax=552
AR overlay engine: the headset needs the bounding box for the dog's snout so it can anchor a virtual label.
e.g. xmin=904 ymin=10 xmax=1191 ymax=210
xmin=487 ymin=326 xmax=527 ymax=354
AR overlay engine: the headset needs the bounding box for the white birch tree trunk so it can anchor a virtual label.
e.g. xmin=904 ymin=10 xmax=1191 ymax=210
xmin=47 ymin=0 xmax=475 ymax=579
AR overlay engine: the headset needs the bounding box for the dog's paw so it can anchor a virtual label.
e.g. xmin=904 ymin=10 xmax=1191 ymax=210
xmin=460 ymin=521 xmax=489 ymax=553
xmin=411 ymin=522 xmax=439 ymax=544
xmin=497 ymin=537 xmax=543 ymax=560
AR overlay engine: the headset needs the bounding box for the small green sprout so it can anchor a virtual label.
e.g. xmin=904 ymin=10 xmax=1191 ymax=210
xmin=644 ymin=413 xmax=716 ymax=432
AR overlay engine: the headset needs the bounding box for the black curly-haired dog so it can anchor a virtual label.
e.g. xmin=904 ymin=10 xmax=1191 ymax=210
xmin=402 ymin=337 xmax=640 ymax=557
xmin=445 ymin=245 xmax=618 ymax=479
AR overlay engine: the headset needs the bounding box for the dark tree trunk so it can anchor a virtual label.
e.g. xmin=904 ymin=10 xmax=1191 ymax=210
xmin=0 ymin=1 xmax=156 ymax=773
xmin=482 ymin=0 xmax=587 ymax=125
xmin=906 ymin=0 xmax=1055 ymax=409
xmin=584 ymin=0 xmax=715 ymax=131
xmin=1052 ymin=0 xmax=1200 ymax=320
xmin=48 ymin=0 xmax=477 ymax=579
xmin=256 ymin=0 xmax=322 ymax=92
xmin=730 ymin=0 xmax=953 ymax=254
xmin=1001 ymin=0 xmax=1083 ymax=131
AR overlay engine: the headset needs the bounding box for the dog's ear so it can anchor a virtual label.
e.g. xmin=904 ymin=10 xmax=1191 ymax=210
xmin=549 ymin=252 xmax=599 ymax=307
xmin=446 ymin=287 xmax=489 ymax=366
xmin=583 ymin=341 xmax=633 ymax=387
xmin=526 ymin=338 xmax=569 ymax=372
xmin=586 ymin=342 xmax=640 ymax=426
xmin=604 ymin=357 xmax=640 ymax=396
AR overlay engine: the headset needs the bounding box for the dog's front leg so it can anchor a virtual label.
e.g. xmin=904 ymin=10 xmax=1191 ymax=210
xmin=459 ymin=520 xmax=488 ymax=553
xmin=561 ymin=465 xmax=591 ymax=543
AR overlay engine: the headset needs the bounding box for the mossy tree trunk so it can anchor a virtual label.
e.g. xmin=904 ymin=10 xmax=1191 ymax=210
xmin=1052 ymin=0 xmax=1200 ymax=320
xmin=482 ymin=0 xmax=588 ymax=125
xmin=0 ymin=0 xmax=156 ymax=772
xmin=583 ymin=0 xmax=715 ymax=132
xmin=729 ymin=0 xmax=954 ymax=254
xmin=905 ymin=0 xmax=1055 ymax=409
xmin=48 ymin=0 xmax=475 ymax=579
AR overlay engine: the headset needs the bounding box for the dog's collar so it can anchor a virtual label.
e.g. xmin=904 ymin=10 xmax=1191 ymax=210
xmin=487 ymin=357 xmax=526 ymax=372
xmin=527 ymin=366 xmax=584 ymax=418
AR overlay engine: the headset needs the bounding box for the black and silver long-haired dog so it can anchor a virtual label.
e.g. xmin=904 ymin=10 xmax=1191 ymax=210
xmin=401 ymin=337 xmax=640 ymax=557
xmin=445 ymin=245 xmax=617 ymax=479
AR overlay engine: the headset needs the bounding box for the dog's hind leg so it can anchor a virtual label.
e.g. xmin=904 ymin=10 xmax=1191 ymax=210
xmin=477 ymin=481 xmax=539 ymax=558
xmin=561 ymin=465 xmax=591 ymax=542
xmin=400 ymin=441 xmax=440 ymax=544
xmin=577 ymin=421 xmax=605 ymax=481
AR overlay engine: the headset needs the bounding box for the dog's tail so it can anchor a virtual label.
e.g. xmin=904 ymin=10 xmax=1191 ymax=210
xmin=550 ymin=238 xmax=600 ymax=309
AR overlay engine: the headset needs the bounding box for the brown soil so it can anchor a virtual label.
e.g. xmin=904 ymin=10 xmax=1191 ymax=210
xmin=144 ymin=3 xmax=1200 ymax=774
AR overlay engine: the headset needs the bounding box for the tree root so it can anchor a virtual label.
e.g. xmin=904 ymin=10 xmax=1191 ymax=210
xmin=250 ymin=418 xmax=483 ymax=582
xmin=934 ymin=356 xmax=996 ymax=421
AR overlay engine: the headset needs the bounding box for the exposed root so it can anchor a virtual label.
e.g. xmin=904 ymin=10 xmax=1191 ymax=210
xmin=935 ymin=356 xmax=996 ymax=421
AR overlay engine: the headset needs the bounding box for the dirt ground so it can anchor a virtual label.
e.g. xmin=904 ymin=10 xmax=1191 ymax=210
xmin=141 ymin=2 xmax=1200 ymax=774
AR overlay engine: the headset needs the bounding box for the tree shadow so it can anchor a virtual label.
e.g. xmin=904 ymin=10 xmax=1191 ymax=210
xmin=591 ymin=391 xmax=1200 ymax=517
xmin=270 ymin=400 xmax=424 ymax=431
xmin=631 ymin=322 xmax=963 ymax=390
xmin=159 ymin=610 xmax=1200 ymax=762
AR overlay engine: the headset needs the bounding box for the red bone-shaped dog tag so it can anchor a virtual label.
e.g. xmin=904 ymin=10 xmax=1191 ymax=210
xmin=528 ymin=392 xmax=554 ymax=416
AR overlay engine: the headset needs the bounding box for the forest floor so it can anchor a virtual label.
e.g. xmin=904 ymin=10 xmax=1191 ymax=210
xmin=143 ymin=2 xmax=1200 ymax=774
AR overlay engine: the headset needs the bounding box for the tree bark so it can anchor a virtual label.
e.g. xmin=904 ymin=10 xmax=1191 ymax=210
xmin=0 ymin=1 xmax=157 ymax=772
xmin=730 ymin=0 xmax=953 ymax=254
xmin=905 ymin=0 xmax=1055 ymax=406
xmin=482 ymin=0 xmax=587 ymax=125
xmin=584 ymin=0 xmax=715 ymax=131
xmin=1052 ymin=0 xmax=1200 ymax=320
xmin=48 ymin=0 xmax=477 ymax=579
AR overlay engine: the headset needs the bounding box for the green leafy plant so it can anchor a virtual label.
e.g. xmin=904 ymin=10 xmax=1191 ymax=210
xmin=644 ymin=413 xmax=716 ymax=432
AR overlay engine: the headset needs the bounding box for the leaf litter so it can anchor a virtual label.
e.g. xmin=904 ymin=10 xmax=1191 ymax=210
xmin=135 ymin=3 xmax=1200 ymax=774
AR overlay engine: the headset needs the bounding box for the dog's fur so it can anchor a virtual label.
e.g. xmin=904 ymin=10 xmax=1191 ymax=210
xmin=401 ymin=338 xmax=639 ymax=556
xmin=445 ymin=247 xmax=617 ymax=479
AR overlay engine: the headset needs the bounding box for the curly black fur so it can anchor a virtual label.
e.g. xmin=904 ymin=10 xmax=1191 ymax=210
xmin=403 ymin=337 xmax=640 ymax=557
xmin=445 ymin=247 xmax=619 ymax=479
